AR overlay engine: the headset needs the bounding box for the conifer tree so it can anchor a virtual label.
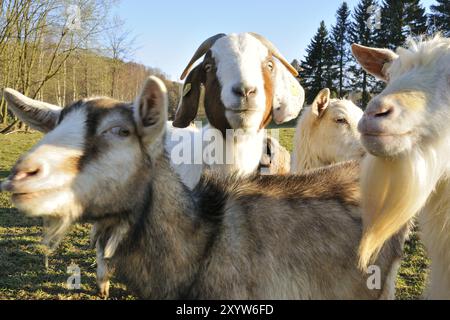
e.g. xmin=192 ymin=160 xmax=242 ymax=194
xmin=301 ymin=21 xmax=336 ymax=103
xmin=349 ymin=0 xmax=379 ymax=108
xmin=430 ymin=0 xmax=450 ymax=36
xmin=377 ymin=0 xmax=428 ymax=49
xmin=331 ymin=2 xmax=351 ymax=98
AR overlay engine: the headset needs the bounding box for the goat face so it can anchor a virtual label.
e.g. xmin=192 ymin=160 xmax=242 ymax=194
xmin=210 ymin=33 xmax=272 ymax=131
xmin=352 ymin=36 xmax=450 ymax=158
xmin=308 ymin=89 xmax=365 ymax=164
xmin=1 ymin=77 xmax=168 ymax=226
xmin=173 ymin=33 xmax=302 ymax=134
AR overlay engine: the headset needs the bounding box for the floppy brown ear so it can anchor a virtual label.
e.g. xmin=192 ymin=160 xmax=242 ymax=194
xmin=173 ymin=64 xmax=204 ymax=128
xmin=351 ymin=44 xmax=398 ymax=81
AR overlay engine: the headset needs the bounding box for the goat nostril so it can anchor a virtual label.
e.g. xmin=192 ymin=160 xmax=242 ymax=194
xmin=13 ymin=167 xmax=41 ymax=181
xmin=232 ymin=85 xmax=257 ymax=98
xmin=374 ymin=107 xmax=393 ymax=118
xmin=232 ymin=85 xmax=245 ymax=97
xmin=247 ymin=87 xmax=257 ymax=96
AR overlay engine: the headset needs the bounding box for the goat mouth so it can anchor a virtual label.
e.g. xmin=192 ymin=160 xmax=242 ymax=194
xmin=361 ymin=131 xmax=411 ymax=137
xmin=10 ymin=188 xmax=62 ymax=201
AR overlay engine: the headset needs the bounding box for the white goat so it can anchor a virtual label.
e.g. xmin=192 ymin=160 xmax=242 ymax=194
xmin=291 ymin=88 xmax=365 ymax=173
xmin=351 ymin=35 xmax=450 ymax=299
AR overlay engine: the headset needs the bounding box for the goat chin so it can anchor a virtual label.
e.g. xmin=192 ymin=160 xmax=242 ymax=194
xmin=359 ymin=146 xmax=442 ymax=269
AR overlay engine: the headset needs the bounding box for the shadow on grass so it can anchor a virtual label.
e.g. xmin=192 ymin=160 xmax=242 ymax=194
xmin=0 ymin=170 xmax=10 ymax=179
xmin=0 ymin=206 xmax=133 ymax=299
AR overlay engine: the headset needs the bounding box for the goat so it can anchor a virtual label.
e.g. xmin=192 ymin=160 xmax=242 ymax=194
xmin=1 ymin=77 xmax=406 ymax=299
xmin=170 ymin=32 xmax=304 ymax=188
xmin=291 ymin=88 xmax=365 ymax=174
xmin=351 ymin=35 xmax=450 ymax=299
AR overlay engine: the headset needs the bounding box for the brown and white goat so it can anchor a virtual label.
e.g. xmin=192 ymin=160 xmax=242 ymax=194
xmin=169 ymin=33 xmax=304 ymax=187
xmin=291 ymin=89 xmax=365 ymax=174
xmin=1 ymin=77 xmax=406 ymax=299
xmin=352 ymin=35 xmax=450 ymax=299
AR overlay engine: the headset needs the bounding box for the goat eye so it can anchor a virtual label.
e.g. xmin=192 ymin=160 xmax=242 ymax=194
xmin=107 ymin=126 xmax=130 ymax=137
xmin=267 ymin=61 xmax=274 ymax=71
xmin=204 ymin=64 xmax=212 ymax=72
xmin=335 ymin=118 xmax=348 ymax=125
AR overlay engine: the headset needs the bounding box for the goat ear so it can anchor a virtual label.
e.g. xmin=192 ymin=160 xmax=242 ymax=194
xmin=351 ymin=44 xmax=398 ymax=81
xmin=134 ymin=76 xmax=168 ymax=144
xmin=272 ymin=61 xmax=305 ymax=124
xmin=3 ymin=88 xmax=61 ymax=132
xmin=312 ymin=88 xmax=330 ymax=118
xmin=173 ymin=64 xmax=204 ymax=128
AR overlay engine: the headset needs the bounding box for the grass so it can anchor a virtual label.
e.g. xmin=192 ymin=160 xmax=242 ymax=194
xmin=0 ymin=130 xmax=429 ymax=300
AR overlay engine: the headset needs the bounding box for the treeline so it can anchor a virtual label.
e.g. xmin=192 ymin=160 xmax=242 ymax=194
xmin=0 ymin=0 xmax=181 ymax=132
xmin=297 ymin=0 xmax=449 ymax=108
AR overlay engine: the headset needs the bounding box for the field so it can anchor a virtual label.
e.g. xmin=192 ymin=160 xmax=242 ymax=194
xmin=0 ymin=129 xmax=429 ymax=300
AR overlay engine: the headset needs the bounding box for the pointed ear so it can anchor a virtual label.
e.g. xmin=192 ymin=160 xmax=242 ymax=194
xmin=134 ymin=76 xmax=168 ymax=145
xmin=312 ymin=88 xmax=330 ymax=118
xmin=3 ymin=88 xmax=61 ymax=132
xmin=272 ymin=61 xmax=305 ymax=124
xmin=173 ymin=64 xmax=204 ymax=128
xmin=351 ymin=44 xmax=398 ymax=81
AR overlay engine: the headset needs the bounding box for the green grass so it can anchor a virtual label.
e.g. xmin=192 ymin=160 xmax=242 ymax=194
xmin=0 ymin=130 xmax=429 ymax=299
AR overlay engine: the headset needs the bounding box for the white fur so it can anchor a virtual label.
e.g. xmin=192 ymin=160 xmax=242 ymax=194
xmin=212 ymin=33 xmax=268 ymax=130
xmin=169 ymin=33 xmax=302 ymax=189
xmin=291 ymin=98 xmax=364 ymax=173
xmin=272 ymin=60 xmax=305 ymax=124
xmin=7 ymin=109 xmax=86 ymax=217
xmin=356 ymin=36 xmax=450 ymax=299
xmin=165 ymin=122 xmax=264 ymax=189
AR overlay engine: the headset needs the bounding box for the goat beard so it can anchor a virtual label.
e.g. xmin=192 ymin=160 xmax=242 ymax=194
xmin=359 ymin=146 xmax=442 ymax=269
xmin=41 ymin=216 xmax=73 ymax=253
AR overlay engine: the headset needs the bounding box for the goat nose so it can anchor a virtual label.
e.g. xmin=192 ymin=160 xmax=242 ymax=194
xmin=232 ymin=84 xmax=257 ymax=98
xmin=366 ymin=100 xmax=396 ymax=119
xmin=10 ymin=163 xmax=43 ymax=182
xmin=373 ymin=106 xmax=394 ymax=118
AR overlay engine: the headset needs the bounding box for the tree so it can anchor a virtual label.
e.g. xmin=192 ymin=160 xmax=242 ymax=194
xmin=105 ymin=15 xmax=137 ymax=98
xmin=430 ymin=0 xmax=450 ymax=36
xmin=377 ymin=0 xmax=428 ymax=50
xmin=301 ymin=21 xmax=336 ymax=103
xmin=349 ymin=0 xmax=380 ymax=108
xmin=405 ymin=0 xmax=428 ymax=35
xmin=331 ymin=1 xmax=351 ymax=98
xmin=0 ymin=0 xmax=183 ymax=131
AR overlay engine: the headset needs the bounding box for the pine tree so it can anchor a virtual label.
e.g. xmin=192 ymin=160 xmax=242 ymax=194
xmin=377 ymin=0 xmax=428 ymax=50
xmin=430 ymin=0 xmax=450 ymax=36
xmin=300 ymin=21 xmax=336 ymax=103
xmin=349 ymin=0 xmax=380 ymax=108
xmin=331 ymin=2 xmax=351 ymax=98
xmin=405 ymin=0 xmax=428 ymax=35
xmin=377 ymin=0 xmax=404 ymax=49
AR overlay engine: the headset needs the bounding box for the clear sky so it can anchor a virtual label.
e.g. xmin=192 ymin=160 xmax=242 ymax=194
xmin=114 ymin=0 xmax=436 ymax=80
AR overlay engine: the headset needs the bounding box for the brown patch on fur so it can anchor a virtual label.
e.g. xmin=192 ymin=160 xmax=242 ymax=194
xmin=260 ymin=58 xmax=274 ymax=129
xmin=202 ymin=53 xmax=232 ymax=136
xmin=173 ymin=65 xmax=205 ymax=128
xmin=57 ymin=155 xmax=82 ymax=175
xmin=249 ymin=161 xmax=361 ymax=206
xmin=173 ymin=52 xmax=232 ymax=136
xmin=201 ymin=161 xmax=361 ymax=208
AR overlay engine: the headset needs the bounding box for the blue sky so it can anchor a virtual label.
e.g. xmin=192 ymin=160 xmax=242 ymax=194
xmin=114 ymin=0 xmax=435 ymax=80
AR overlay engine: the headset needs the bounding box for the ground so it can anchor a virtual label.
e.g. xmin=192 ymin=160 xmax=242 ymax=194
xmin=0 ymin=129 xmax=429 ymax=300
